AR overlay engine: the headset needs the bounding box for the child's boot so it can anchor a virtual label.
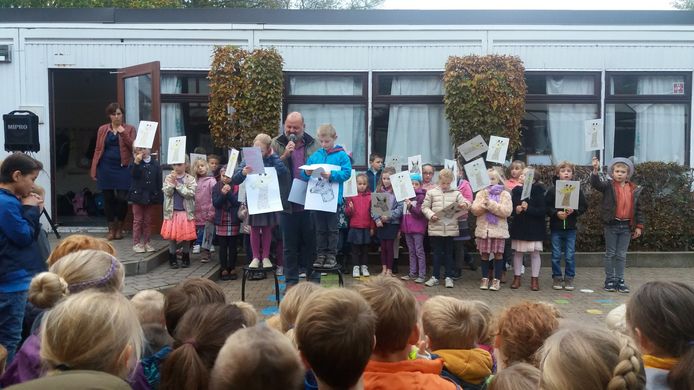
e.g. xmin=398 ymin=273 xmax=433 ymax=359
xmin=169 ymin=253 xmax=179 ymax=269
xmin=181 ymin=253 xmax=190 ymax=268
xmin=531 ymin=277 xmax=540 ymax=291
xmin=201 ymin=250 xmax=210 ymax=263
xmin=511 ymin=276 xmax=521 ymax=289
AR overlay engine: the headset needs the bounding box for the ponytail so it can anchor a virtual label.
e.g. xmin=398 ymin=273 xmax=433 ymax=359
xmin=668 ymin=345 xmax=694 ymax=390
xmin=160 ymin=340 xmax=209 ymax=390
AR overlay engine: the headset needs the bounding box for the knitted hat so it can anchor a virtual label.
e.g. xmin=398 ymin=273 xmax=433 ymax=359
xmin=410 ymin=173 xmax=423 ymax=183
xmin=607 ymin=157 xmax=634 ymax=179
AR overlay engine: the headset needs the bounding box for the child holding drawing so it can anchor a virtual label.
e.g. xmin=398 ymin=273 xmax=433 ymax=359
xmin=372 ymin=167 xmax=403 ymax=276
xmin=233 ymin=133 xmax=288 ymax=269
xmin=545 ymin=160 xmax=587 ymax=291
xmin=345 ymin=173 xmax=374 ymax=278
xmin=400 ymin=173 xmax=428 ymax=283
xmin=161 ymin=155 xmax=197 ymax=269
xmin=509 ymin=166 xmax=546 ymax=291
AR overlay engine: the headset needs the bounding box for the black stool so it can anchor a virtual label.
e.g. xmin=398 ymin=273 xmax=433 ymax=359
xmin=309 ymin=265 xmax=344 ymax=287
xmin=241 ymin=265 xmax=281 ymax=306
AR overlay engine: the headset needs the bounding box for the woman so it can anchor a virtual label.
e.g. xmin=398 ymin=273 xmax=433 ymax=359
xmin=90 ymin=102 xmax=136 ymax=240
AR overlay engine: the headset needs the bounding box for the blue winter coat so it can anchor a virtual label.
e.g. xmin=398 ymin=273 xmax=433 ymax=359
xmin=300 ymin=145 xmax=352 ymax=205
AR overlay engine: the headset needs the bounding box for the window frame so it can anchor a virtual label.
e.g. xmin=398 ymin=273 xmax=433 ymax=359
xmin=372 ymin=71 xmax=445 ymax=104
xmin=525 ymin=71 xmax=602 ymax=105
xmin=160 ymin=71 xmax=209 ymax=103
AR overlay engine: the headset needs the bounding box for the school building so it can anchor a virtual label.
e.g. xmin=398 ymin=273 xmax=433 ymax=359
xmin=0 ymin=8 xmax=692 ymax=228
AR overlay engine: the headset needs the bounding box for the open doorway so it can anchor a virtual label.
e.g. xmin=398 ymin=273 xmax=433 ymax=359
xmin=50 ymin=69 xmax=116 ymax=226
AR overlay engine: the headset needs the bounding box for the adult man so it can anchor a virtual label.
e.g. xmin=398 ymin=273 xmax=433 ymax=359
xmin=272 ymin=112 xmax=321 ymax=286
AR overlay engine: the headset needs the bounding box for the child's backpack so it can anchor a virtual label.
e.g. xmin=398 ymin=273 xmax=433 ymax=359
xmin=57 ymin=193 xmax=75 ymax=216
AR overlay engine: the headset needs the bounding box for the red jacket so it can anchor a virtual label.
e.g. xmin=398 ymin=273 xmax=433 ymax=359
xmin=90 ymin=123 xmax=136 ymax=179
xmin=345 ymin=191 xmax=375 ymax=229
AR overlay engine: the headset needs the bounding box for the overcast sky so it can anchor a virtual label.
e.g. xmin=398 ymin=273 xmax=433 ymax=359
xmin=380 ymin=0 xmax=676 ymax=10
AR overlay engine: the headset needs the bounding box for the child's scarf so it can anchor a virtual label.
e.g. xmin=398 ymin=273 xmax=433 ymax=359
xmin=486 ymin=184 xmax=505 ymax=225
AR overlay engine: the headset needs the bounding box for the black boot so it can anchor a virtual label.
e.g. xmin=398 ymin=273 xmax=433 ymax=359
xmin=391 ymin=258 xmax=399 ymax=274
xmin=181 ymin=253 xmax=190 ymax=268
xmin=169 ymin=253 xmax=179 ymax=269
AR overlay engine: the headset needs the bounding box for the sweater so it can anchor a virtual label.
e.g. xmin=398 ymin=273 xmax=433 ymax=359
xmin=401 ymin=188 xmax=428 ymax=235
xmin=590 ymin=173 xmax=645 ymax=230
xmin=194 ymin=176 xmax=217 ymax=225
xmin=545 ymin=176 xmax=588 ymax=231
xmin=422 ymin=186 xmax=470 ymax=237
xmin=510 ymin=183 xmax=547 ymax=242
xmin=0 ymin=189 xmax=43 ymax=292
xmin=363 ymin=359 xmax=459 ymax=390
xmin=470 ymin=188 xmax=513 ymax=239
xmin=345 ymin=191 xmax=375 ymax=229
xmin=300 ymin=145 xmax=353 ymax=205
xmin=128 ymin=159 xmax=163 ymax=205
xmin=90 ymin=123 xmax=136 ymax=180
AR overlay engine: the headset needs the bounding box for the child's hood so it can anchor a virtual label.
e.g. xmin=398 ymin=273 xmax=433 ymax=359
xmin=320 ymin=145 xmax=345 ymax=155
xmin=434 ymin=348 xmax=493 ymax=383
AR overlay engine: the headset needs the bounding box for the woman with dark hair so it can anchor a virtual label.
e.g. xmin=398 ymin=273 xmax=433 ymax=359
xmin=90 ymin=103 xmax=136 ymax=240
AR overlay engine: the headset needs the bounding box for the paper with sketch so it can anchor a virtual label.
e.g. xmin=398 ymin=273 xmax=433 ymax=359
xmin=390 ymin=171 xmax=416 ymax=202
xmin=288 ymin=178 xmax=308 ymax=205
xmin=408 ymin=155 xmax=422 ymax=174
xmin=457 ymin=135 xmax=488 ymax=162
xmin=371 ymin=193 xmax=391 ymax=219
xmin=555 ymin=180 xmax=580 ymax=210
xmin=444 ymin=159 xmax=459 ymax=179
xmin=486 ymin=136 xmax=510 ymax=164
xmin=464 ymin=158 xmax=490 ymax=192
xmin=238 ymin=183 xmax=246 ymax=203
xmin=242 ymin=147 xmax=265 ymax=175
xmin=521 ymin=168 xmax=535 ymax=200
xmin=584 ymin=119 xmax=604 ymax=152
xmin=305 ymin=176 xmax=339 ymax=213
xmin=435 ymin=202 xmax=465 ymax=224
xmin=167 ymin=136 xmax=186 ymax=164
xmin=190 ymin=153 xmax=206 ymax=164
xmin=342 ymin=169 xmax=358 ymax=198
xmin=245 ymin=167 xmax=282 ymax=215
xmin=134 ymin=121 xmax=158 ymax=149
xmin=299 ymin=164 xmax=341 ymax=179
xmin=385 ymin=155 xmax=402 ymax=172
xmin=224 ymin=148 xmax=240 ymax=178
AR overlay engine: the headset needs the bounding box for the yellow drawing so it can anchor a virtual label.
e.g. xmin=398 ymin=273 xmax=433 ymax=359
xmin=559 ymin=184 xmax=576 ymax=208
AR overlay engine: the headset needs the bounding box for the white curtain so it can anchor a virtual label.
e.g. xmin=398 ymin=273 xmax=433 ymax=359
xmin=161 ymin=76 xmax=183 ymax=163
xmin=605 ymin=104 xmax=617 ymax=162
xmin=386 ymin=77 xmax=450 ymax=165
xmin=289 ymin=76 xmax=361 ymax=96
xmin=634 ymin=77 xmax=685 ymax=163
xmin=546 ymin=77 xmax=596 ymax=164
xmin=124 ymin=77 xmax=140 ymax=125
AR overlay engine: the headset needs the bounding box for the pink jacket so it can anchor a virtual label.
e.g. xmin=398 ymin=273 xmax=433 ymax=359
xmin=194 ymin=176 xmax=216 ymax=224
xmin=457 ymin=180 xmax=474 ymax=219
xmin=471 ymin=187 xmax=513 ymax=239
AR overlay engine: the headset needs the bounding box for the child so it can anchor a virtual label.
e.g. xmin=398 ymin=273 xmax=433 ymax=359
xmin=502 ymin=160 xmax=526 ymax=281
xmin=161 ymin=155 xmax=197 ymax=269
xmin=131 ymin=290 xmax=173 ymax=389
xmin=210 ymin=325 xmax=304 ymax=390
xmin=0 ymin=153 xmax=44 ymax=364
xmin=471 ymin=168 xmax=512 ymax=291
xmin=422 ymin=169 xmax=470 ymax=288
xmin=539 ymin=325 xmax=645 ymax=390
xmin=279 ymin=281 xmax=322 ymax=334
xmin=400 ymin=173 xmax=428 ymax=283
xmin=356 ymin=276 xmax=457 ymax=390
xmin=345 ymin=173 xmax=375 ymax=278
xmin=233 ymin=133 xmax=288 ymax=269
xmin=366 ymin=153 xmax=383 ymax=192
xmin=29 ymin=184 xmax=50 ymax=262
xmin=495 ymin=301 xmax=560 ymax=369
xmin=295 ymin=288 xmax=377 ymax=390
xmin=207 ymin=154 xmax=221 ymax=181
xmin=454 ymin=167 xmax=475 ymax=274
xmin=212 ymin=170 xmax=241 ymax=281
xmin=421 ymin=296 xmax=492 ymax=388
xmin=470 ymin=300 xmax=497 ymax=373
xmin=488 ymin=363 xmax=540 ymax=390
xmin=545 ymin=160 xmax=587 ymax=291
xmin=301 ymin=124 xmax=352 ymax=269
xmin=421 ymin=164 xmax=437 ymax=191
xmin=591 ymin=157 xmax=644 ymax=293
xmin=505 ymin=160 xmax=525 ymax=191
xmin=509 ymin=167 xmax=546 ymax=291
xmin=626 ymin=281 xmax=694 ymax=390
xmin=128 ymin=147 xmax=163 ymax=254
xmin=164 ymin=277 xmax=226 ymax=337
xmin=192 ymin=159 xmax=216 ymax=262
xmin=372 ymin=167 xmax=403 ymax=276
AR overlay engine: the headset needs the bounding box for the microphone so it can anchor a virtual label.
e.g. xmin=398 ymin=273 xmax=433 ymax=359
xmin=289 ymin=134 xmax=297 ymax=143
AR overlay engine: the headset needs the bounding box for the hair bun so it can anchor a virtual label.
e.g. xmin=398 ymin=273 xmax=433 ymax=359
xmin=29 ymin=272 xmax=69 ymax=309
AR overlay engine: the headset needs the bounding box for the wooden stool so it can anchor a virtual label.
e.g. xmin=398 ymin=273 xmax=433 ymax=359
xmin=309 ymin=265 xmax=344 ymax=287
xmin=241 ymin=265 xmax=281 ymax=306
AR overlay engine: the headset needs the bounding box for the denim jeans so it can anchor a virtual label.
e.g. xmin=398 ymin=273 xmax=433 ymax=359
xmin=431 ymin=236 xmax=454 ymax=279
xmin=551 ymin=230 xmax=577 ymax=278
xmin=604 ymin=223 xmax=631 ymax=281
xmin=280 ymin=211 xmax=318 ymax=286
xmin=0 ymin=290 xmax=28 ymax=364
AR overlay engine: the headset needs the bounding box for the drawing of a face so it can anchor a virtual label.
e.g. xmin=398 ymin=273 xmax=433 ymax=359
xmin=410 ymin=161 xmax=420 ymax=174
xmin=310 ymin=178 xmax=335 ymax=202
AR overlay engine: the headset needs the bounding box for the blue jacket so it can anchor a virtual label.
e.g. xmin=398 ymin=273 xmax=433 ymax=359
xmin=300 ymin=145 xmax=352 ymax=205
xmin=0 ymin=189 xmax=44 ymax=292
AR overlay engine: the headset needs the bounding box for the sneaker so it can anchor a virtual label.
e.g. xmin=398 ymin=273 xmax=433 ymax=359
xmin=552 ymin=277 xmax=564 ymax=290
xmin=451 ymin=268 xmax=462 ymax=281
xmin=299 ymin=272 xmax=307 ymax=279
xmin=353 ymin=266 xmax=361 ymax=278
xmin=323 ymin=255 xmax=337 ymax=268
xmin=262 ymin=258 xmax=272 ymax=268
xmin=192 ymin=244 xmax=201 ymax=254
xmin=210 ymin=246 xmax=215 ymax=253
xmin=312 ymin=255 xmax=325 ymax=268
xmin=520 ymin=265 xmax=525 ymax=275
xmin=276 ymin=266 xmax=284 ymax=276
xmin=132 ymin=244 xmax=145 ymax=253
xmin=489 ymin=278 xmax=501 ymax=291
xmin=414 ymin=276 xmax=426 ymax=283
xmin=144 ymin=243 xmax=156 ymax=252
xmin=424 ymin=276 xmax=439 ymax=287
xmin=360 ymin=265 xmax=370 ymax=277
xmin=604 ymin=279 xmax=617 ymax=292
xmin=249 ymin=258 xmax=260 ymax=268
xmin=564 ymin=277 xmax=575 ymax=291
xmin=479 ymin=278 xmax=490 ymax=290
xmin=200 ymin=251 xmax=210 ymax=263
xmin=445 ymin=277 xmax=454 ymax=288
xmin=617 ymin=279 xmax=630 ymax=293
xmin=400 ymin=274 xmax=413 ymax=281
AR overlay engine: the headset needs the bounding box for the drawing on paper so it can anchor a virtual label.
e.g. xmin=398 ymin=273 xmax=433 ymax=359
xmin=252 ymin=174 xmax=270 ymax=210
xmin=371 ymin=193 xmax=391 ymax=218
xmin=554 ymin=180 xmax=580 ymax=210
xmin=309 ymin=177 xmax=335 ymax=203
xmin=559 ymin=183 xmax=575 ymax=208
xmin=490 ymin=139 xmax=503 ymax=161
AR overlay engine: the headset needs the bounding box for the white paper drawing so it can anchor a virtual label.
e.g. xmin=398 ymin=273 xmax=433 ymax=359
xmin=584 ymin=119 xmax=604 ymax=152
xmin=134 ymin=121 xmax=158 ymax=149
xmin=342 ymin=169 xmax=358 ymax=198
xmin=390 ymin=171 xmax=416 ymax=202
xmin=238 ymin=183 xmax=246 ymax=203
xmin=555 ymin=180 xmax=581 ymax=210
xmin=464 ymin=158 xmax=490 ymax=193
xmin=371 ymin=193 xmax=391 ymax=219
xmin=408 ymin=155 xmax=422 ymax=175
xmin=305 ymin=176 xmax=339 ymax=213
xmin=190 ymin=153 xmax=206 ymax=164
xmin=242 ymin=147 xmax=265 ymax=175
xmin=486 ymin=136 xmax=510 ymax=164
xmin=224 ymin=148 xmax=240 ymax=178
xmin=298 ymin=164 xmax=341 ymax=179
xmin=245 ymin=167 xmax=282 ymax=215
xmin=457 ymin=135 xmax=489 ymax=162
xmin=444 ymin=159 xmax=459 ymax=180
xmin=521 ymin=168 xmax=535 ymax=200
xmin=385 ymin=155 xmax=402 ymax=172
xmin=167 ymin=136 xmax=186 ymax=165
xmin=288 ymin=178 xmax=308 ymax=205
xmin=435 ymin=202 xmax=464 ymax=224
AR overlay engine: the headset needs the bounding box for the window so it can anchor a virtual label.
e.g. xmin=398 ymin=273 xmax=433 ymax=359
xmin=605 ymin=73 xmax=690 ymax=164
xmin=522 ymin=72 xmax=601 ymax=165
xmin=284 ymin=73 xmax=368 ymax=166
xmin=372 ymin=73 xmax=450 ymax=166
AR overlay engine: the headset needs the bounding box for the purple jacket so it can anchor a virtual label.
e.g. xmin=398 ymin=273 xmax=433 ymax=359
xmin=194 ymin=176 xmax=216 ymax=225
xmin=401 ymin=188 xmax=428 ymax=234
